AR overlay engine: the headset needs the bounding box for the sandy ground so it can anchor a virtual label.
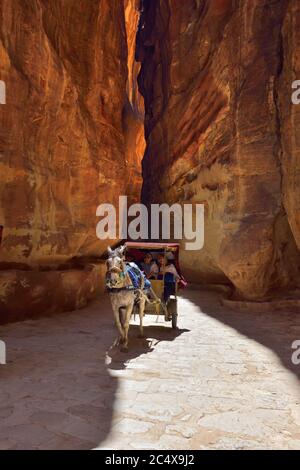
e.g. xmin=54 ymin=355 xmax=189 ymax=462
xmin=0 ymin=287 xmax=300 ymax=450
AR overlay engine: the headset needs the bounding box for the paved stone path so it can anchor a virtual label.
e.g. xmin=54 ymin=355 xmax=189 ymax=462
xmin=1 ymin=288 xmax=300 ymax=449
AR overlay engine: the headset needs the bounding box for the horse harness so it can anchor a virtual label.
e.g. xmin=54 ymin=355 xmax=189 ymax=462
xmin=106 ymin=262 xmax=146 ymax=294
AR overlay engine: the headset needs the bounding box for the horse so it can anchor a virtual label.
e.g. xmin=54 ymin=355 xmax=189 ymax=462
xmin=106 ymin=245 xmax=148 ymax=352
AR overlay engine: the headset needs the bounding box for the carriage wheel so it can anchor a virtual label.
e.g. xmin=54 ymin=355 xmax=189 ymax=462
xmin=172 ymin=313 xmax=178 ymax=329
xmin=167 ymin=298 xmax=178 ymax=329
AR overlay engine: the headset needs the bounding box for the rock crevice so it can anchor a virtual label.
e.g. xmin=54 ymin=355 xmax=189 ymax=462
xmin=137 ymin=0 xmax=300 ymax=299
xmin=1 ymin=0 xmax=300 ymax=312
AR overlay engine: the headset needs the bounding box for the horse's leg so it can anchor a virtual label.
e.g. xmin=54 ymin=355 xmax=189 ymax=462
xmin=113 ymin=306 xmax=125 ymax=345
xmin=139 ymin=296 xmax=146 ymax=338
xmin=121 ymin=301 xmax=134 ymax=352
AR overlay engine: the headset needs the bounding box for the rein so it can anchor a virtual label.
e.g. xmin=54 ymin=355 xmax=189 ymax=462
xmin=106 ymin=262 xmax=134 ymax=292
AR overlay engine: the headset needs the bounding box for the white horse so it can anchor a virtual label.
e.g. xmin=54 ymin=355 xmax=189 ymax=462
xmin=106 ymin=246 xmax=148 ymax=352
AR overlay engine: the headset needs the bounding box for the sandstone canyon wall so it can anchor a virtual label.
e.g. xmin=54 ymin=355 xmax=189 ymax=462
xmin=124 ymin=0 xmax=145 ymax=205
xmin=0 ymin=0 xmax=143 ymax=320
xmin=137 ymin=0 xmax=300 ymax=300
xmin=0 ymin=0 xmax=142 ymax=268
xmin=0 ymin=0 xmax=299 ymax=318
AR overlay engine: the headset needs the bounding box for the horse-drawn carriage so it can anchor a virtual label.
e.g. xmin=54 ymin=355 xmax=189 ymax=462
xmin=124 ymin=242 xmax=183 ymax=329
xmin=106 ymin=241 xmax=186 ymax=351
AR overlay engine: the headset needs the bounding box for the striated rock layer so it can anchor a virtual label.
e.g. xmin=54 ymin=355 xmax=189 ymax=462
xmin=124 ymin=0 xmax=145 ymax=205
xmin=138 ymin=0 xmax=300 ymax=299
xmin=279 ymin=1 xmax=300 ymax=251
xmin=0 ymin=0 xmax=144 ymax=320
xmin=0 ymin=0 xmax=142 ymax=268
xmin=0 ymin=263 xmax=106 ymax=323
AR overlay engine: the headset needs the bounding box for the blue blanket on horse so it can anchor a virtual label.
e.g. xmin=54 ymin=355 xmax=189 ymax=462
xmin=125 ymin=262 xmax=151 ymax=291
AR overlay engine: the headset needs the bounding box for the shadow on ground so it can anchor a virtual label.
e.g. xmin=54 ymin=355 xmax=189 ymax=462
xmin=0 ymin=300 xmax=118 ymax=450
xmin=0 ymin=297 xmax=189 ymax=449
xmin=185 ymin=287 xmax=300 ymax=381
xmin=107 ymin=324 xmax=190 ymax=370
xmin=4 ymin=286 xmax=299 ymax=450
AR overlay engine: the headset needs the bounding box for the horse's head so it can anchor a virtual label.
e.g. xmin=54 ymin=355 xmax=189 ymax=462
xmin=106 ymin=245 xmax=126 ymax=288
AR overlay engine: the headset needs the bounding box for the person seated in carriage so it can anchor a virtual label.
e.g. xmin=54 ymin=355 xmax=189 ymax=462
xmin=153 ymin=252 xmax=179 ymax=303
xmin=156 ymin=253 xmax=180 ymax=281
xmin=125 ymin=252 xmax=151 ymax=292
xmin=140 ymin=252 xmax=159 ymax=280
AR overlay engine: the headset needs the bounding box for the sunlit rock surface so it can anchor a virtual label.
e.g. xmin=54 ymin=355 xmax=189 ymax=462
xmin=0 ymin=0 xmax=137 ymax=267
xmin=0 ymin=0 xmax=299 ymax=313
xmin=0 ymin=0 xmax=142 ymax=319
xmin=124 ymin=0 xmax=145 ymax=205
xmin=137 ymin=0 xmax=300 ymax=299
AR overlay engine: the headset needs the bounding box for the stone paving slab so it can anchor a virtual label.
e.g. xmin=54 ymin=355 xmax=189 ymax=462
xmin=0 ymin=288 xmax=300 ymax=449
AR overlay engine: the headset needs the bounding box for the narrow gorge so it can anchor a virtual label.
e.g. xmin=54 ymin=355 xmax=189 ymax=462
xmin=138 ymin=0 xmax=300 ymax=300
xmin=0 ymin=0 xmax=300 ymax=321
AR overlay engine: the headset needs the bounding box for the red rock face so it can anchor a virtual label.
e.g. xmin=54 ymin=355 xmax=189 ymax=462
xmin=137 ymin=0 xmax=300 ymax=299
xmin=0 ymin=264 xmax=105 ymax=323
xmin=1 ymin=0 xmax=299 ymax=310
xmin=124 ymin=0 xmax=145 ymax=205
xmin=279 ymin=1 xmax=300 ymax=250
xmin=0 ymin=0 xmax=144 ymax=320
xmin=0 ymin=0 xmax=140 ymax=267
